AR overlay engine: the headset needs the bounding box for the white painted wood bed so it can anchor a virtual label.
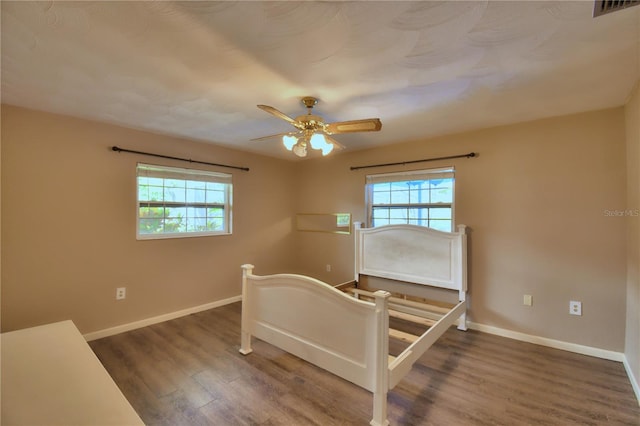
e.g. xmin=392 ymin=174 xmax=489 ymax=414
xmin=240 ymin=223 xmax=468 ymax=426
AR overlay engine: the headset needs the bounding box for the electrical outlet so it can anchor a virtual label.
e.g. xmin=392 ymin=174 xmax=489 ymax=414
xmin=326 ymin=264 xmax=331 ymax=272
xmin=523 ymin=294 xmax=532 ymax=306
xmin=116 ymin=287 xmax=126 ymax=300
xmin=569 ymin=300 xmax=582 ymax=316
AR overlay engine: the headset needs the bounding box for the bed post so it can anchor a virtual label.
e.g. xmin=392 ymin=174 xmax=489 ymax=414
xmin=354 ymin=221 xmax=363 ymax=286
xmin=457 ymin=225 xmax=468 ymax=331
xmin=371 ymin=290 xmax=390 ymax=426
xmin=239 ymin=264 xmax=254 ymax=355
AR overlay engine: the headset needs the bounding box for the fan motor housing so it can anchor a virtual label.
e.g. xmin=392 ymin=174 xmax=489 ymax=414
xmin=295 ymin=114 xmax=325 ymax=130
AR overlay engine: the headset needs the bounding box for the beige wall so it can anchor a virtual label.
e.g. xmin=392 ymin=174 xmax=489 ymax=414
xmin=0 ymin=104 xmax=631 ymax=354
xmin=294 ymin=108 xmax=628 ymax=351
xmin=625 ymin=81 xmax=640 ymax=391
xmin=1 ymin=105 xmax=297 ymax=334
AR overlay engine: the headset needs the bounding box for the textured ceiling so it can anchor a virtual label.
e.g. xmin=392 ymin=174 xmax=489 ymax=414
xmin=2 ymin=1 xmax=639 ymax=159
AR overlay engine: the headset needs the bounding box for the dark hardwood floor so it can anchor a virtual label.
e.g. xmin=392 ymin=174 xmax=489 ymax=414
xmin=89 ymin=302 xmax=640 ymax=425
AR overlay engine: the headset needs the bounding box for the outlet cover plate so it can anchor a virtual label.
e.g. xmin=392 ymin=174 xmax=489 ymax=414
xmin=116 ymin=287 xmax=126 ymax=300
xmin=569 ymin=300 xmax=582 ymax=316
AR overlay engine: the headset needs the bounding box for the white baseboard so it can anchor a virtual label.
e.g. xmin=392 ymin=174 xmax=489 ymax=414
xmin=467 ymin=321 xmax=625 ymax=362
xmin=622 ymin=356 xmax=640 ymax=406
xmin=83 ymin=295 xmax=242 ymax=342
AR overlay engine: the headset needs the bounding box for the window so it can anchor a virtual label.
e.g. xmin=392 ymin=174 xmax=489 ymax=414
xmin=137 ymin=163 xmax=232 ymax=239
xmin=366 ymin=168 xmax=454 ymax=232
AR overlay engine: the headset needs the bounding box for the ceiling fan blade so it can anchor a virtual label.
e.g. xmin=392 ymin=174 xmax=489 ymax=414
xmin=257 ymin=105 xmax=297 ymax=125
xmin=250 ymin=131 xmax=293 ymax=141
xmin=325 ymin=118 xmax=382 ymax=134
xmin=324 ymin=135 xmax=345 ymax=150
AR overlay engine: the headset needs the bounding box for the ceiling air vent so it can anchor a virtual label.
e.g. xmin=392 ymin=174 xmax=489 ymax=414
xmin=593 ymin=0 xmax=640 ymax=17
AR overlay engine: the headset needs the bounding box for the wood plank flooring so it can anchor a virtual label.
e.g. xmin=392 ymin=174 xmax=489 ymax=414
xmin=89 ymin=302 xmax=640 ymax=425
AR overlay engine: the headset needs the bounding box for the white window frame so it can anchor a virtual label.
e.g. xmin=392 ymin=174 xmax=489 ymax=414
xmin=365 ymin=167 xmax=455 ymax=231
xmin=136 ymin=163 xmax=232 ymax=240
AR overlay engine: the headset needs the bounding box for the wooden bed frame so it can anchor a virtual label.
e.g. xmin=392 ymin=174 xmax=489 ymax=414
xmin=239 ymin=223 xmax=468 ymax=426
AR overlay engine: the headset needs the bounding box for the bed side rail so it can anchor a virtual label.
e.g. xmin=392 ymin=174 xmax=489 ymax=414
xmin=388 ymin=300 xmax=466 ymax=389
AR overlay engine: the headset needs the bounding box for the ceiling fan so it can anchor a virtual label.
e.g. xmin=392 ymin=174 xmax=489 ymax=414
xmin=252 ymin=97 xmax=382 ymax=157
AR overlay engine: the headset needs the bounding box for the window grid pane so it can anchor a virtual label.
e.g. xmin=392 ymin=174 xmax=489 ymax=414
xmin=368 ymin=174 xmax=454 ymax=231
xmin=137 ymin=165 xmax=231 ymax=239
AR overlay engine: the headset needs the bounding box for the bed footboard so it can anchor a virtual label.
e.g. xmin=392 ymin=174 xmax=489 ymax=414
xmin=240 ymin=265 xmax=391 ymax=396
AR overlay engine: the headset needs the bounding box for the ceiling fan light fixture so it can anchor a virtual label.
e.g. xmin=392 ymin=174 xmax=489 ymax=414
xmin=309 ymin=133 xmax=327 ymax=150
xmin=282 ymin=135 xmax=297 ymax=151
xmin=255 ymin=96 xmax=382 ymax=159
xmin=321 ymin=142 xmax=334 ymax=156
xmin=292 ymin=143 xmax=307 ymax=157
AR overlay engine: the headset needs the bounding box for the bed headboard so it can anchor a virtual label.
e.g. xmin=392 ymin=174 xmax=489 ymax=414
xmin=355 ymin=223 xmax=467 ymax=295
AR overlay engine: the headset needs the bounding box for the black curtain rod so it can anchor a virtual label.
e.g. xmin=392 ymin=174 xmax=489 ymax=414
xmin=111 ymin=146 xmax=250 ymax=172
xmin=350 ymin=152 xmax=477 ymax=171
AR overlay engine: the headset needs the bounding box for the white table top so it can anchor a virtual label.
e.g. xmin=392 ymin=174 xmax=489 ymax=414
xmin=1 ymin=320 xmax=144 ymax=425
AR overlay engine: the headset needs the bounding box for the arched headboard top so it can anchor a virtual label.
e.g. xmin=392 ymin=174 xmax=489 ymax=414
xmin=355 ymin=224 xmax=467 ymax=293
